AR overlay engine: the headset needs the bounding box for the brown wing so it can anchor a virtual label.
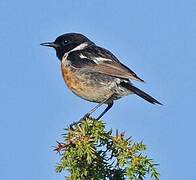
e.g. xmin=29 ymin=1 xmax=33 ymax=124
xmin=68 ymin=45 xmax=144 ymax=82
xmin=93 ymin=60 xmax=144 ymax=82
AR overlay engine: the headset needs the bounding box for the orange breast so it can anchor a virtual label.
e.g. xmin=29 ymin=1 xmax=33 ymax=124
xmin=61 ymin=63 xmax=83 ymax=93
xmin=60 ymin=63 xmax=114 ymax=103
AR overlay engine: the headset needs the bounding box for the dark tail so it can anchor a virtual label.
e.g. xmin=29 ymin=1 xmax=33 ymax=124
xmin=120 ymin=82 xmax=162 ymax=105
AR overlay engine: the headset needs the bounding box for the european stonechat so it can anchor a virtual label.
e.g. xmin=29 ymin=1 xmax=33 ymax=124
xmin=41 ymin=33 xmax=162 ymax=120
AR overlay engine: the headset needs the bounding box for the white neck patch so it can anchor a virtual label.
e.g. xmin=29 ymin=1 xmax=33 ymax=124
xmin=70 ymin=42 xmax=89 ymax=52
xmin=62 ymin=42 xmax=89 ymax=66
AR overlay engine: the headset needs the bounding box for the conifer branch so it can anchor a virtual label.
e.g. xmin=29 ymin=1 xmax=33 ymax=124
xmin=54 ymin=118 xmax=160 ymax=180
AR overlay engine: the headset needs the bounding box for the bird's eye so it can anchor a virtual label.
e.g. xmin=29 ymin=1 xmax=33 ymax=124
xmin=63 ymin=40 xmax=69 ymax=45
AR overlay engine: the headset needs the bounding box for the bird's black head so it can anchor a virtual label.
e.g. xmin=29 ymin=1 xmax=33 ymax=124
xmin=40 ymin=33 xmax=94 ymax=60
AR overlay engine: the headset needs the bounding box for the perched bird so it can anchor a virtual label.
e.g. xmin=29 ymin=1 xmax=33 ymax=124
xmin=41 ymin=33 xmax=162 ymax=120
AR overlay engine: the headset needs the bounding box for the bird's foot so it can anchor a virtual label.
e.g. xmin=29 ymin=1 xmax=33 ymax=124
xmin=69 ymin=113 xmax=91 ymax=129
xmin=80 ymin=113 xmax=90 ymax=121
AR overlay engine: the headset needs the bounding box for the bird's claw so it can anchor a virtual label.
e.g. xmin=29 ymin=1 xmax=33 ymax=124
xmin=69 ymin=114 xmax=91 ymax=129
xmin=80 ymin=114 xmax=89 ymax=121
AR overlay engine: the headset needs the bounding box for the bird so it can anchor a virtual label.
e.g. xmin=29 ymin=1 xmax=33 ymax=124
xmin=40 ymin=33 xmax=162 ymax=121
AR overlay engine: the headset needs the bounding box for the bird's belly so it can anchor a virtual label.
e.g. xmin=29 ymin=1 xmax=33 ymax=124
xmin=61 ymin=65 xmax=115 ymax=103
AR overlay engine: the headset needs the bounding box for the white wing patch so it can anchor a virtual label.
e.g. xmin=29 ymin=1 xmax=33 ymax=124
xmin=94 ymin=57 xmax=112 ymax=63
xmin=79 ymin=53 xmax=88 ymax=59
xmin=79 ymin=53 xmax=112 ymax=64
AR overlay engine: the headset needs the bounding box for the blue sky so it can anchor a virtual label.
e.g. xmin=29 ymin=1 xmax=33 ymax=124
xmin=0 ymin=0 xmax=196 ymax=179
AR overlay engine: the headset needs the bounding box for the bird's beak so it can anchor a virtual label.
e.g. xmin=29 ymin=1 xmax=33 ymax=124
xmin=40 ymin=42 xmax=59 ymax=48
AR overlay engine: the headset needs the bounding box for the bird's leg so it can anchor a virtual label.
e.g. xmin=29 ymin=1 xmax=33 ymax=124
xmin=80 ymin=94 xmax=114 ymax=121
xmin=96 ymin=101 xmax=113 ymax=120
xmin=70 ymin=95 xmax=114 ymax=128
xmin=70 ymin=102 xmax=106 ymax=128
xmin=80 ymin=101 xmax=107 ymax=121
